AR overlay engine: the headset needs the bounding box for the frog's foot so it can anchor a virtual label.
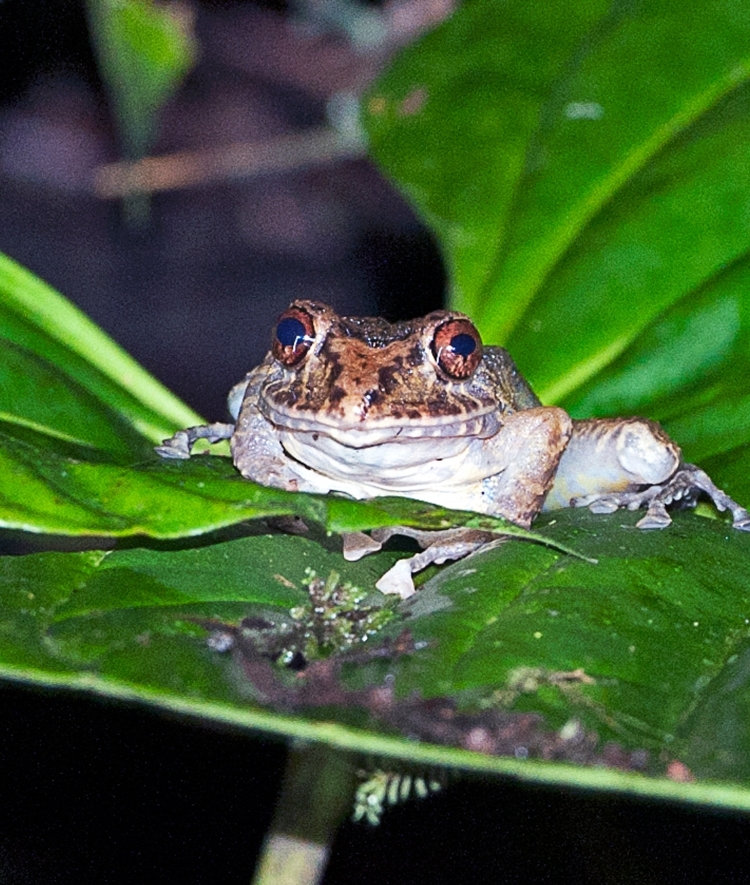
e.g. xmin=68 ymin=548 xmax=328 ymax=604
xmin=572 ymin=464 xmax=750 ymax=531
xmin=342 ymin=531 xmax=385 ymax=561
xmin=342 ymin=526 xmax=498 ymax=599
xmin=155 ymin=423 xmax=235 ymax=459
xmin=377 ymin=530 xmax=499 ymax=598
xmin=658 ymin=465 xmax=750 ymax=530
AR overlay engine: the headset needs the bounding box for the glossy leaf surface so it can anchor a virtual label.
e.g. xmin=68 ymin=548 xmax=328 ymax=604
xmin=2 ymin=511 xmax=750 ymax=810
xmin=5 ymin=0 xmax=750 ymax=813
xmin=365 ymin=0 xmax=750 ymax=469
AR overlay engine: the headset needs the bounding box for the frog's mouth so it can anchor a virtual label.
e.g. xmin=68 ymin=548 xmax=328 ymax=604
xmin=260 ymin=400 xmax=502 ymax=448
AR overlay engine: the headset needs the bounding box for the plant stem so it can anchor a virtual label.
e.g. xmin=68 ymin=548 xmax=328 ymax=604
xmin=252 ymin=743 xmax=354 ymax=885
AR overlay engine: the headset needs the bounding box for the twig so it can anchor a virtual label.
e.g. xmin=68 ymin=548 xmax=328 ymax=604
xmin=93 ymin=126 xmax=366 ymax=199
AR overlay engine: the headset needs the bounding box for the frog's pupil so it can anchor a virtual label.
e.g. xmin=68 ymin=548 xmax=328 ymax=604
xmin=277 ymin=317 xmax=307 ymax=348
xmin=450 ymin=333 xmax=476 ymax=356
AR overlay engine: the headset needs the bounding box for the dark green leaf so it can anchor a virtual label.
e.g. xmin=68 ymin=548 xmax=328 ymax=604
xmin=2 ymin=513 xmax=750 ymax=809
xmin=393 ymin=510 xmax=750 ymax=746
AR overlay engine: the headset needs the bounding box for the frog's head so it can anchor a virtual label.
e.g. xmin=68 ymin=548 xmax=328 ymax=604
xmin=258 ymin=299 xmax=500 ymax=447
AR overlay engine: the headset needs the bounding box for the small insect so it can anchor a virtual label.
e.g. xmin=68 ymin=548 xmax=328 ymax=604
xmin=352 ymin=768 xmax=444 ymax=826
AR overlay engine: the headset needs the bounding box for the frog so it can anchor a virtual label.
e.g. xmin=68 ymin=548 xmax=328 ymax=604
xmin=157 ymin=299 xmax=750 ymax=597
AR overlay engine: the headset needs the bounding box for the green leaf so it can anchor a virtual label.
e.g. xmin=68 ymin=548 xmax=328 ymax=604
xmin=3 ymin=513 xmax=750 ymax=810
xmin=0 ymin=252 xmax=202 ymax=446
xmin=0 ymin=426 xmax=554 ymax=544
xmin=0 ymin=340 xmax=149 ymax=456
xmin=394 ymin=511 xmax=750 ymax=738
xmin=86 ymin=0 xmax=196 ymax=159
xmin=366 ymin=0 xmax=612 ymax=317
xmin=383 ymin=509 xmax=750 ymax=795
xmin=365 ymin=0 xmax=750 ymax=467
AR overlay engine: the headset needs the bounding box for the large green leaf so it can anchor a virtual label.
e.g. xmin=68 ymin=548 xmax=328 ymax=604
xmin=0 ymin=253 xmax=202 ymax=448
xmin=365 ymin=0 xmax=750 ymax=465
xmin=3 ymin=273 xmax=749 ymax=810
xmin=3 ymin=512 xmax=750 ymax=810
xmin=5 ymin=0 xmax=750 ymax=816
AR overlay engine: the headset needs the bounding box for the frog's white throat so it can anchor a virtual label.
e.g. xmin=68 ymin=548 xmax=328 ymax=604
xmin=276 ymin=425 xmax=501 ymax=503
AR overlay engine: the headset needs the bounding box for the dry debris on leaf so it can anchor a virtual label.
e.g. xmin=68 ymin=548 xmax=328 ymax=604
xmin=205 ymin=600 xmax=649 ymax=771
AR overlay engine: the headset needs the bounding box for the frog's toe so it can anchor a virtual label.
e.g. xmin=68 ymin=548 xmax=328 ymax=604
xmin=342 ymin=531 xmax=383 ymax=561
xmin=636 ymin=502 xmax=672 ymax=530
xmin=672 ymin=465 xmax=750 ymax=531
xmin=155 ymin=431 xmax=192 ymax=459
xmin=570 ymin=494 xmax=620 ymax=514
xmin=587 ymin=498 xmax=620 ymax=515
xmin=155 ymin=422 xmax=235 ymax=460
xmin=375 ymin=560 xmax=416 ymax=599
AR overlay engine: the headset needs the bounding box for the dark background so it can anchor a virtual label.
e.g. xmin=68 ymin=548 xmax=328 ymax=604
xmin=0 ymin=1 xmax=748 ymax=881
xmin=0 ymin=0 xmax=444 ymax=420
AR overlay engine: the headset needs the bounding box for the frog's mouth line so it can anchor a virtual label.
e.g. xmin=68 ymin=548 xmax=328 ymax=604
xmin=260 ymin=402 xmax=501 ymax=446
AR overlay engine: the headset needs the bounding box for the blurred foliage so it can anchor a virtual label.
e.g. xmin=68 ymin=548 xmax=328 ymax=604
xmin=85 ymin=0 xmax=197 ymax=159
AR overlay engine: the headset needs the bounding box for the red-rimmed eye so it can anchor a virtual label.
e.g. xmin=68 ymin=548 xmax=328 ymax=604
xmin=272 ymin=306 xmax=316 ymax=366
xmin=431 ymin=318 xmax=482 ymax=379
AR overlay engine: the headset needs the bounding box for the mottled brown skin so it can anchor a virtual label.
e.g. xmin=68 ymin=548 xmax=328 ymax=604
xmin=157 ymin=300 xmax=750 ymax=596
xmin=254 ymin=301 xmax=536 ymax=428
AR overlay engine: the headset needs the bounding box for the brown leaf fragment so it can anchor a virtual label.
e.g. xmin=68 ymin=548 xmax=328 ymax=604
xmin=665 ymin=760 xmax=696 ymax=783
xmin=375 ymin=699 xmax=649 ymax=772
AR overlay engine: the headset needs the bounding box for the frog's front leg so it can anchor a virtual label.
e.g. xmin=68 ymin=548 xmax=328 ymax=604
xmin=546 ymin=417 xmax=750 ymax=530
xmin=156 ymin=422 xmax=235 ymax=459
xmin=481 ymin=407 xmax=573 ymax=525
xmin=156 ymin=372 xmax=253 ymax=460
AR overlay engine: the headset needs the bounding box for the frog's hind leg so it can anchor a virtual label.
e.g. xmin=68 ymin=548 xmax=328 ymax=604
xmin=155 ymin=423 xmax=235 ymax=459
xmin=356 ymin=527 xmax=499 ymax=598
xmin=546 ymin=418 xmax=679 ymax=518
xmin=549 ymin=417 xmax=750 ymax=530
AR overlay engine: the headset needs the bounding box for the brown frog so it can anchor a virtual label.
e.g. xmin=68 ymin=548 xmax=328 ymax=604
xmin=157 ymin=300 xmax=749 ymax=596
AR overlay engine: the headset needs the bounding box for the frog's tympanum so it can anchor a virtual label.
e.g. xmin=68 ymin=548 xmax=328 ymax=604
xmin=158 ymin=300 xmax=749 ymax=597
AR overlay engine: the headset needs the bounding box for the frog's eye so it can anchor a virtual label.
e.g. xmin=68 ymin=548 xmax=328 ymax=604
xmin=273 ymin=306 xmax=316 ymax=366
xmin=431 ymin=318 xmax=483 ymax=379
